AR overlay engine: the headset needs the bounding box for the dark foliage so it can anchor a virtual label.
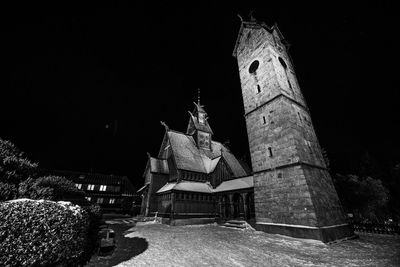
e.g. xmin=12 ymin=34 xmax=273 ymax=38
xmin=0 ymin=200 xmax=90 ymax=266
xmin=0 ymin=182 xmax=17 ymax=201
xmin=81 ymin=203 xmax=103 ymax=265
xmin=387 ymin=164 xmax=400 ymax=221
xmin=333 ymin=174 xmax=389 ymax=222
xmin=0 ymin=138 xmax=38 ymax=200
xmin=19 ymin=175 xmax=85 ymax=204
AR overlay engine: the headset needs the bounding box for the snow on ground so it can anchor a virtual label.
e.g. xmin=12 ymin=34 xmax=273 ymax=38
xmin=111 ymin=223 xmax=400 ymax=267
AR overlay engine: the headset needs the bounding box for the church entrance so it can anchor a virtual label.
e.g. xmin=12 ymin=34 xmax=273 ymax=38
xmin=246 ymin=192 xmax=255 ymax=219
xmin=221 ymin=195 xmax=230 ymax=218
xmin=232 ymin=193 xmax=244 ymax=218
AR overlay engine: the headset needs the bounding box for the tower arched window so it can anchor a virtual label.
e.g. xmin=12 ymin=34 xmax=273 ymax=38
xmin=249 ymin=60 xmax=259 ymax=74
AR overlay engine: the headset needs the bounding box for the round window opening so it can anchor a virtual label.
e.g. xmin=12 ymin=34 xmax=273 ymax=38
xmin=249 ymin=60 xmax=259 ymax=74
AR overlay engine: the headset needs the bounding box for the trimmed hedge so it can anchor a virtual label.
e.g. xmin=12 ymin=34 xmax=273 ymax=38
xmin=0 ymin=199 xmax=91 ymax=266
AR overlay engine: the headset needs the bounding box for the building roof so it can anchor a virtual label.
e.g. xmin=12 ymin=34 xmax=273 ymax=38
xmin=232 ymin=20 xmax=287 ymax=58
xmin=167 ymin=130 xmax=248 ymax=177
xmin=213 ymin=176 xmax=253 ymax=193
xmin=188 ymin=112 xmax=213 ymax=134
xmin=42 ymin=169 xmax=136 ymax=196
xmin=150 ymin=157 xmax=169 ymax=174
xmin=156 ymin=176 xmax=253 ymax=194
xmin=137 ymin=183 xmax=149 ymax=193
xmin=157 ymin=181 xmax=213 ymax=194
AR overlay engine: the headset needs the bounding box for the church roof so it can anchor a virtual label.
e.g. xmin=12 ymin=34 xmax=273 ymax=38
xmin=157 ymin=181 xmax=213 ymax=194
xmin=149 ymin=157 xmax=169 ymax=174
xmin=156 ymin=176 xmax=253 ymax=194
xmin=188 ymin=113 xmax=213 ymax=134
xmin=213 ymin=176 xmax=253 ymax=193
xmin=167 ymin=130 xmax=248 ymax=177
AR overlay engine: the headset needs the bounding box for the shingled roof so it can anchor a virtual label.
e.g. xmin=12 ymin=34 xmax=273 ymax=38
xmin=167 ymin=130 xmax=248 ymax=177
xmin=187 ymin=112 xmax=213 ymax=134
xmin=156 ymin=176 xmax=253 ymax=194
xmin=149 ymin=157 xmax=169 ymax=174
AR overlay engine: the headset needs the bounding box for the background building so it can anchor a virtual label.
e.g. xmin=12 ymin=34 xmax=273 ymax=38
xmin=45 ymin=169 xmax=137 ymax=213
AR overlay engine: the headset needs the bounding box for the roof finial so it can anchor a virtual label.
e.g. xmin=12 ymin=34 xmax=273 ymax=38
xmin=249 ymin=9 xmax=256 ymax=21
xmin=197 ymin=88 xmax=201 ymax=106
xmin=160 ymin=121 xmax=169 ymax=131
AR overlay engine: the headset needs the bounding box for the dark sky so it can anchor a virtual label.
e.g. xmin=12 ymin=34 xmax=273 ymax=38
xmin=1 ymin=2 xmax=399 ymax=188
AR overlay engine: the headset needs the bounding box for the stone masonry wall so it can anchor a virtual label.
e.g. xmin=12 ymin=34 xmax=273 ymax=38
xmin=236 ymin=23 xmax=349 ymax=230
xmin=254 ymin=166 xmax=318 ymax=226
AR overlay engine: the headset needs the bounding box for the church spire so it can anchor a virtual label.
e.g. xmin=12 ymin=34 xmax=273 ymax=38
xmin=186 ymin=90 xmax=213 ymax=149
xmin=197 ymin=88 xmax=201 ymax=106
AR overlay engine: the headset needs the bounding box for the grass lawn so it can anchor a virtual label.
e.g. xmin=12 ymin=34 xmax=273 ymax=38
xmin=87 ymin=221 xmax=400 ymax=267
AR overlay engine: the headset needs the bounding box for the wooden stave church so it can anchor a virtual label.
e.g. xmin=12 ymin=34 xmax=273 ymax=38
xmin=138 ymin=100 xmax=255 ymax=225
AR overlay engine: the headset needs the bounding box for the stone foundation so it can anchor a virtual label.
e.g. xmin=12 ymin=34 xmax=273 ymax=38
xmin=255 ymin=222 xmax=355 ymax=243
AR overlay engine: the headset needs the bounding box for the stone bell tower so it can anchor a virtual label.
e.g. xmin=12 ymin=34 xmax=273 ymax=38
xmin=232 ymin=17 xmax=354 ymax=242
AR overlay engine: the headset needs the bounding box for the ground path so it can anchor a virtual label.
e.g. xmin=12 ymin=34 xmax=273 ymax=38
xmin=88 ymin=220 xmax=400 ymax=267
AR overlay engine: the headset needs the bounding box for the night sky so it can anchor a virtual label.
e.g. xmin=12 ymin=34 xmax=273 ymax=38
xmin=2 ymin=3 xmax=399 ymax=188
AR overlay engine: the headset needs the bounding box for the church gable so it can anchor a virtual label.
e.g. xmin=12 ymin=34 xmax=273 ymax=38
xmin=210 ymin=158 xmax=232 ymax=188
xmin=157 ymin=131 xmax=170 ymax=158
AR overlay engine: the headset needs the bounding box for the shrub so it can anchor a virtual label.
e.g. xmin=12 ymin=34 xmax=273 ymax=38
xmin=0 ymin=182 xmax=18 ymax=201
xmin=81 ymin=203 xmax=103 ymax=264
xmin=19 ymin=175 xmax=85 ymax=204
xmin=0 ymin=138 xmax=38 ymax=185
xmin=0 ymin=199 xmax=90 ymax=267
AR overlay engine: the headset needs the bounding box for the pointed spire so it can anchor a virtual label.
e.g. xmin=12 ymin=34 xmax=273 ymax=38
xmin=197 ymin=88 xmax=201 ymax=106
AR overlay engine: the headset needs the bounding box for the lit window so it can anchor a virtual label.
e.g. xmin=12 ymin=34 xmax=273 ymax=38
xmin=99 ymin=185 xmax=107 ymax=191
xmin=75 ymin=183 xmax=82 ymax=189
xmin=85 ymin=197 xmax=91 ymax=201
xmin=97 ymin=198 xmax=103 ymax=204
xmin=109 ymin=198 xmax=115 ymax=204
xmin=87 ymin=184 xmax=95 ymax=190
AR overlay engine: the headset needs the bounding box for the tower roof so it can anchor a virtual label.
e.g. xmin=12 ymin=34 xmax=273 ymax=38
xmin=232 ymin=19 xmax=288 ymax=58
xmin=187 ymin=101 xmax=213 ymax=135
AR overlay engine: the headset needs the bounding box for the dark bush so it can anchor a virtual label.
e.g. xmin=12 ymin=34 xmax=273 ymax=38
xmin=19 ymin=175 xmax=85 ymax=204
xmin=0 ymin=138 xmax=38 ymax=185
xmin=0 ymin=182 xmax=18 ymax=201
xmin=0 ymin=199 xmax=90 ymax=267
xmin=81 ymin=203 xmax=103 ymax=264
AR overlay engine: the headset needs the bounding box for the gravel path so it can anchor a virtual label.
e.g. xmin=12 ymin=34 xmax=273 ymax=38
xmin=89 ymin=222 xmax=400 ymax=267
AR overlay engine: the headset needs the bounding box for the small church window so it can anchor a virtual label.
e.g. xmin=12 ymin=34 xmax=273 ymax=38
xmin=257 ymin=84 xmax=261 ymax=93
xmin=249 ymin=60 xmax=259 ymax=74
xmin=262 ymin=116 xmax=266 ymax=124
xmin=297 ymin=112 xmax=302 ymax=122
xmin=278 ymin=57 xmax=287 ymax=69
xmin=268 ymin=147 xmax=273 ymax=157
